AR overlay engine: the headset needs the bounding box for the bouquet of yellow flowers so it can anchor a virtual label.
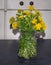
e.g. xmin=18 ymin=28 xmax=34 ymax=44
xmin=9 ymin=6 xmax=46 ymax=59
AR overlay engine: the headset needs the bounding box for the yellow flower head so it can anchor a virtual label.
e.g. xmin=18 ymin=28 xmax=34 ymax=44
xmin=36 ymin=10 xmax=42 ymax=17
xmin=35 ymin=23 xmax=42 ymax=30
xmin=23 ymin=11 xmax=30 ymax=15
xmin=32 ymin=19 xmax=37 ymax=24
xmin=19 ymin=15 xmax=24 ymax=19
xmin=12 ymin=22 xmax=18 ymax=29
xmin=9 ymin=17 xmax=15 ymax=24
xmin=42 ymin=25 xmax=46 ymax=30
xmin=17 ymin=9 xmax=23 ymax=13
xmin=28 ymin=6 xmax=34 ymax=10
xmin=40 ymin=21 xmax=46 ymax=30
xmin=38 ymin=16 xmax=42 ymax=21
xmin=40 ymin=20 xmax=45 ymax=25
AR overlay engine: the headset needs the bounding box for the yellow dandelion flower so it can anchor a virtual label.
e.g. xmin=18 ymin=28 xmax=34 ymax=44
xmin=35 ymin=23 xmax=42 ymax=30
xmin=17 ymin=9 xmax=23 ymax=13
xmin=38 ymin=16 xmax=42 ymax=21
xmin=32 ymin=19 xmax=37 ymax=24
xmin=12 ymin=22 xmax=18 ymax=29
xmin=42 ymin=25 xmax=46 ymax=30
xmin=40 ymin=20 xmax=46 ymax=30
xmin=36 ymin=10 xmax=42 ymax=17
xmin=19 ymin=15 xmax=24 ymax=19
xmin=28 ymin=6 xmax=34 ymax=10
xmin=23 ymin=11 xmax=30 ymax=15
xmin=40 ymin=21 xmax=46 ymax=26
xmin=9 ymin=17 xmax=15 ymax=24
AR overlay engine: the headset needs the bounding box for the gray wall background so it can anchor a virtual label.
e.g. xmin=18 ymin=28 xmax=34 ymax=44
xmin=0 ymin=0 xmax=51 ymax=39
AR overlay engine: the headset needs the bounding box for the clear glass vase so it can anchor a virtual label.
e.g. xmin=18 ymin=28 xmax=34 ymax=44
xmin=18 ymin=31 xmax=37 ymax=59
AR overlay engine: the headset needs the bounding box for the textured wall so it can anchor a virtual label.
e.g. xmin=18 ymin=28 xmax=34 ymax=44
xmin=0 ymin=0 xmax=51 ymax=39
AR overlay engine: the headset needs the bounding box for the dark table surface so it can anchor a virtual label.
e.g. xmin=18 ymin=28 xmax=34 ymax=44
xmin=0 ymin=39 xmax=51 ymax=65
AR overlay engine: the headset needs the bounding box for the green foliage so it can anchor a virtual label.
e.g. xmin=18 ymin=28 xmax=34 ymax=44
xmin=18 ymin=32 xmax=37 ymax=59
